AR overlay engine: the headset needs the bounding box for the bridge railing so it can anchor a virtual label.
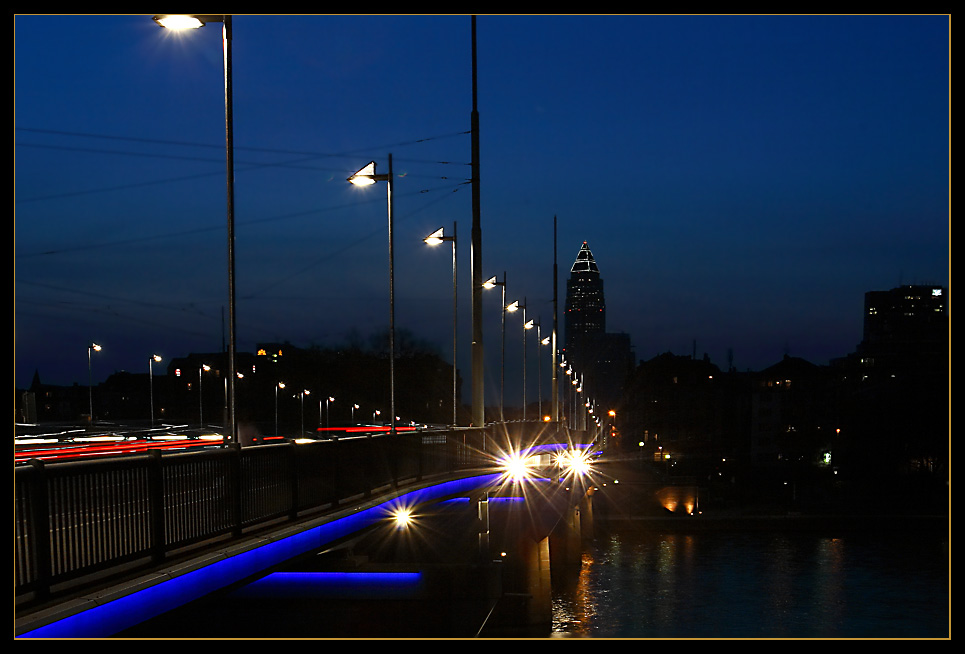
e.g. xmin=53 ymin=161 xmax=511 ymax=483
xmin=15 ymin=427 xmax=491 ymax=605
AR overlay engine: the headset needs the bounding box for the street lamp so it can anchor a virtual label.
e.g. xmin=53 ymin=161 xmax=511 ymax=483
xmin=199 ymin=364 xmax=211 ymax=427
xmin=300 ymin=389 xmax=311 ymax=437
xmin=522 ymin=303 xmax=535 ymax=422
xmin=505 ymin=299 xmax=519 ymax=420
xmin=152 ymin=14 xmax=238 ymax=446
xmin=424 ymin=223 xmax=458 ymax=426
xmin=275 ymin=381 xmax=285 ymax=437
xmin=149 ymin=354 xmax=162 ymax=427
xmin=352 ymin=403 xmax=359 ymax=425
xmin=483 ymin=273 xmax=507 ymax=421
xmin=326 ymin=396 xmax=335 ymax=428
xmin=348 ymin=157 xmax=397 ymax=436
xmin=88 ymin=343 xmax=102 ymax=426
xmin=536 ymin=325 xmax=550 ymax=420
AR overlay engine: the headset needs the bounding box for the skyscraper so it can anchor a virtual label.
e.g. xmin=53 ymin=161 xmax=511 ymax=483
xmin=564 ymin=241 xmax=605 ymax=355
xmin=563 ymin=242 xmax=632 ymax=418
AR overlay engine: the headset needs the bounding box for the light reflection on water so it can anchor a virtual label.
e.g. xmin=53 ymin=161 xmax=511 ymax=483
xmin=551 ymin=528 xmax=948 ymax=638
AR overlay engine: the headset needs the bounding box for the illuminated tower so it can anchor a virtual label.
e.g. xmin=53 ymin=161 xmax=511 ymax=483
xmin=564 ymin=241 xmax=605 ymax=365
xmin=563 ymin=241 xmax=633 ymax=425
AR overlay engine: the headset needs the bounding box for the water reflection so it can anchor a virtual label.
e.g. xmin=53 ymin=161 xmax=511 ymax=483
xmin=551 ymin=528 xmax=948 ymax=638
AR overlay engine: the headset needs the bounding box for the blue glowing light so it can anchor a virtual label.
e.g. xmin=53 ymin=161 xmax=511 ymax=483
xmin=17 ymin=473 xmax=503 ymax=638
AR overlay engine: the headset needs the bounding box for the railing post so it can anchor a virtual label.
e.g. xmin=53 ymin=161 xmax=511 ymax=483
xmin=416 ymin=432 xmax=425 ymax=482
xmin=147 ymin=449 xmax=166 ymax=564
xmin=228 ymin=443 xmax=243 ymax=538
xmin=330 ymin=438 xmax=342 ymax=506
xmin=27 ymin=459 xmax=51 ymax=601
xmin=288 ymin=441 xmax=299 ymax=521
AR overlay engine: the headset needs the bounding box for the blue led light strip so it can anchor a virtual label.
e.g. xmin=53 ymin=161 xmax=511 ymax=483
xmin=18 ymin=473 xmax=503 ymax=638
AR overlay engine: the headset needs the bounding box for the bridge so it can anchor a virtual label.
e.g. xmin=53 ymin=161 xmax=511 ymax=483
xmin=15 ymin=424 xmax=604 ymax=638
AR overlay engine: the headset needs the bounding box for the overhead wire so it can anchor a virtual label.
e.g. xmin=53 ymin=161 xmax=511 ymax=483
xmin=16 ymin=125 xmax=473 ymax=337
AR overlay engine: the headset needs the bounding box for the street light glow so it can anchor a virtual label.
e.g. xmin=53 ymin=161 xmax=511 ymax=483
xmin=559 ymin=448 xmax=593 ymax=478
xmin=392 ymin=508 xmax=413 ymax=528
xmin=499 ymin=451 xmax=537 ymax=482
xmin=153 ymin=15 xmax=205 ymax=30
xmin=423 ymin=227 xmax=445 ymax=245
xmin=347 ymin=161 xmax=379 ymax=186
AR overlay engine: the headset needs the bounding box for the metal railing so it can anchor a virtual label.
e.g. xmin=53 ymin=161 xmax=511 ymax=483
xmin=15 ymin=428 xmax=491 ymax=604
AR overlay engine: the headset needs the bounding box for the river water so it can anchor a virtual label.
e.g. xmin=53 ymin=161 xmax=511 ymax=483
xmin=549 ymin=525 xmax=949 ymax=639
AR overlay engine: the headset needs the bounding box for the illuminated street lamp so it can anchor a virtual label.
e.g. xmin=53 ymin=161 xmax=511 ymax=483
xmin=505 ymin=299 xmax=520 ymax=420
xmin=424 ymin=223 xmax=458 ymax=426
xmin=522 ymin=303 xmax=534 ymax=422
xmin=275 ymin=381 xmax=285 ymax=437
xmin=536 ymin=325 xmax=550 ymax=419
xmin=300 ymin=389 xmax=311 ymax=437
xmin=348 ymin=157 xmax=397 ymax=436
xmin=149 ymin=354 xmax=162 ymax=427
xmin=199 ymin=364 xmax=211 ymax=427
xmin=88 ymin=342 xmax=102 ymax=426
xmin=351 ymin=403 xmax=359 ymax=425
xmin=483 ymin=272 xmax=508 ymax=421
xmin=326 ymin=396 xmax=335 ymax=428
xmin=153 ymin=14 xmax=239 ymax=445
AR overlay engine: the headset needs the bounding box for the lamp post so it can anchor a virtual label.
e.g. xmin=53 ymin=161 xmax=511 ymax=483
xmin=149 ymin=354 xmax=162 ymax=427
xmin=483 ymin=272 xmax=507 ymax=421
xmin=275 ymin=381 xmax=285 ymax=437
xmin=348 ymin=157 xmax=397 ymax=436
xmin=505 ymin=299 xmax=519 ymax=420
xmin=424 ymin=223 xmax=458 ymax=426
xmin=199 ymin=364 xmax=211 ymax=427
xmin=566 ymin=366 xmax=580 ymax=429
xmin=537 ymin=326 xmax=550 ymax=420
xmin=300 ymin=389 xmax=311 ymax=437
xmin=326 ymin=396 xmax=335 ymax=428
xmin=352 ymin=403 xmax=359 ymax=425
xmin=152 ymin=14 xmax=238 ymax=446
xmin=87 ymin=342 xmax=102 ymax=426
xmin=522 ymin=301 xmax=534 ymax=422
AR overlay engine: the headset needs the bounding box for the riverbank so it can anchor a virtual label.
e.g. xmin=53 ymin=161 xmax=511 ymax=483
xmin=597 ymin=511 xmax=949 ymax=534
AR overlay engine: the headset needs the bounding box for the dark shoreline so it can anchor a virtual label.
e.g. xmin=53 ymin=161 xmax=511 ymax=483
xmin=597 ymin=512 xmax=949 ymax=533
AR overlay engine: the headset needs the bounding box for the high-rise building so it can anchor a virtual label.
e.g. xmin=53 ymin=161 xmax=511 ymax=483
xmin=563 ymin=242 xmax=632 ymax=417
xmin=862 ymin=285 xmax=946 ymax=350
xmin=564 ymin=241 xmax=606 ymax=355
xmin=856 ymin=284 xmax=947 ymax=377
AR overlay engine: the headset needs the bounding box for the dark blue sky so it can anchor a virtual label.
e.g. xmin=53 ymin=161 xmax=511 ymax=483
xmin=15 ymin=14 xmax=949 ymax=405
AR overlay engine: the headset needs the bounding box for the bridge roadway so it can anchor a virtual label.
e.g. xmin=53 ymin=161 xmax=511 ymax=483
xmin=16 ymin=456 xmax=597 ymax=638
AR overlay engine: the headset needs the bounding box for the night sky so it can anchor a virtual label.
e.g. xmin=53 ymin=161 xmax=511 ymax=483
xmin=15 ymin=14 xmax=949 ymax=405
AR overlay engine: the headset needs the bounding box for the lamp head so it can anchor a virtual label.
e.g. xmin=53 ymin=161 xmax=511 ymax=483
xmin=153 ymin=14 xmax=228 ymax=29
xmin=348 ymin=161 xmax=380 ymax=186
xmin=424 ymin=227 xmax=445 ymax=245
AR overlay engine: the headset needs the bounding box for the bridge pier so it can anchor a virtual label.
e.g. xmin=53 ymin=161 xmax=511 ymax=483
xmin=484 ymin=534 xmax=552 ymax=636
xmin=549 ymin=489 xmax=595 ymax=569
